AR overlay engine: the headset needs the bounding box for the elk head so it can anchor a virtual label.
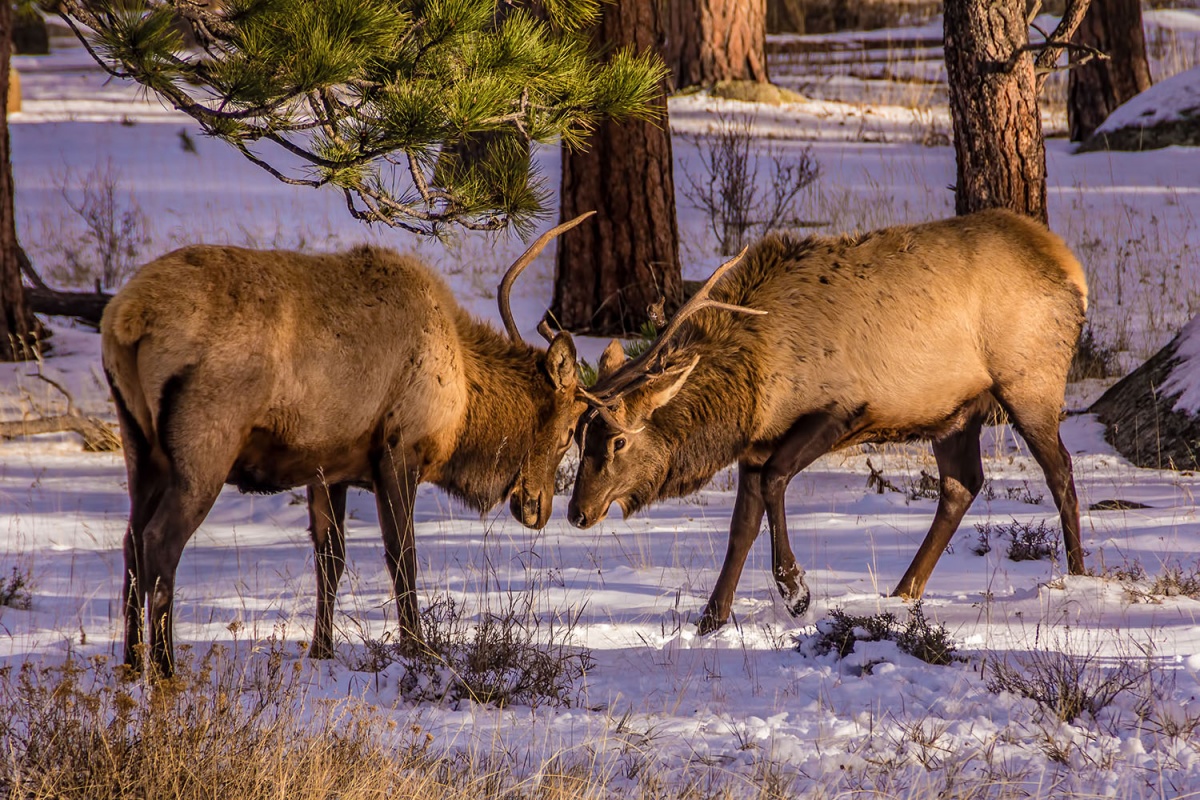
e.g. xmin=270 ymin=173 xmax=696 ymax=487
xmin=568 ymin=250 xmax=764 ymax=528
xmin=500 ymin=213 xmax=592 ymax=528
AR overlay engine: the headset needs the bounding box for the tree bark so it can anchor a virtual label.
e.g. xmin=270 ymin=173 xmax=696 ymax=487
xmin=662 ymin=0 xmax=768 ymax=91
xmin=944 ymin=0 xmax=1048 ymax=223
xmin=552 ymin=0 xmax=681 ymax=336
xmin=1068 ymin=0 xmax=1152 ymax=142
xmin=1 ymin=1 xmax=40 ymax=361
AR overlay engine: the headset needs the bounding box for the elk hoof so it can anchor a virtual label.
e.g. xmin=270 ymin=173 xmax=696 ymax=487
xmin=695 ymin=607 xmax=728 ymax=636
xmin=308 ymin=640 xmax=334 ymax=660
xmin=778 ymin=574 xmax=810 ymax=618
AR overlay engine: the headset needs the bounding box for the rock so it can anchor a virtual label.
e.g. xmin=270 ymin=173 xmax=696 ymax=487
xmin=1090 ymin=317 xmax=1200 ymax=470
xmin=711 ymin=80 xmax=806 ymax=106
xmin=1079 ymin=65 xmax=1200 ymax=153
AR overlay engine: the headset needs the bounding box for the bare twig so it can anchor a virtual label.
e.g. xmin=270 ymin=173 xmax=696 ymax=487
xmin=1032 ymin=0 xmax=1093 ymax=92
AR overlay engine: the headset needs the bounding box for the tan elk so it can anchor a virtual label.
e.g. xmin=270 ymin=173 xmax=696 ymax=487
xmin=569 ymin=209 xmax=1088 ymax=632
xmin=102 ymin=214 xmax=592 ymax=675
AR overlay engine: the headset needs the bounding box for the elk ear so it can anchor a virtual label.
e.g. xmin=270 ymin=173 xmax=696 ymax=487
xmin=597 ymin=339 xmax=626 ymax=381
xmin=645 ymin=355 xmax=699 ymax=411
xmin=546 ymin=332 xmax=578 ymax=391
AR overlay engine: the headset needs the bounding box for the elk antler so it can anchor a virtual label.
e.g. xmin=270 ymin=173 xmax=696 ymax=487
xmin=591 ymin=248 xmax=766 ymax=406
xmin=577 ymin=387 xmax=645 ymax=435
xmin=498 ymin=211 xmax=595 ymax=343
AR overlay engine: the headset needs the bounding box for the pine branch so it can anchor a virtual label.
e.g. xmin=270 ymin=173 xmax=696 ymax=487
xmin=54 ymin=0 xmax=665 ymax=235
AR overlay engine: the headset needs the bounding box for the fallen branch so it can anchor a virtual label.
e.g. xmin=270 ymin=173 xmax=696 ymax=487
xmin=0 ymin=415 xmax=119 ymax=451
xmin=18 ymin=246 xmax=113 ymax=326
xmin=0 ymin=371 xmax=120 ymax=452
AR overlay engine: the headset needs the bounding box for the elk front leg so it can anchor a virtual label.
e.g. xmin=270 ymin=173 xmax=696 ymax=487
xmin=697 ymin=462 xmax=766 ymax=635
xmin=371 ymin=445 xmax=423 ymax=646
xmin=760 ymin=412 xmax=851 ymax=617
xmin=308 ymin=481 xmax=348 ymax=659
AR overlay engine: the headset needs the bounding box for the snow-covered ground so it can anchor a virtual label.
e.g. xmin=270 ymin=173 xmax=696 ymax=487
xmin=4 ymin=14 xmax=1200 ymax=798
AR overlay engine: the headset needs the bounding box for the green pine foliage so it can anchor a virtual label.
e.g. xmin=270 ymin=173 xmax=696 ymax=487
xmin=55 ymin=0 xmax=666 ymax=235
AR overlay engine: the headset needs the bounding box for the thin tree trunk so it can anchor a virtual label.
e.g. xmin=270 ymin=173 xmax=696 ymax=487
xmin=766 ymin=0 xmax=805 ymax=34
xmin=1 ymin=1 xmax=40 ymax=361
xmin=1068 ymin=0 xmax=1152 ymax=142
xmin=944 ymin=0 xmax=1047 ymax=223
xmin=662 ymin=0 xmax=768 ymax=91
xmin=552 ymin=0 xmax=681 ymax=336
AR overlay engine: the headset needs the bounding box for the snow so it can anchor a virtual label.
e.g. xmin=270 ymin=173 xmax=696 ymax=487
xmin=5 ymin=17 xmax=1200 ymax=798
xmin=1157 ymin=314 xmax=1200 ymax=415
xmin=1097 ymin=64 xmax=1200 ymax=136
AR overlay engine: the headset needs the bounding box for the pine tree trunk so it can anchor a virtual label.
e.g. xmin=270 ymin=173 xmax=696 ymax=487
xmin=1 ymin=1 xmax=40 ymax=361
xmin=552 ymin=0 xmax=681 ymax=336
xmin=662 ymin=0 xmax=768 ymax=91
xmin=766 ymin=0 xmax=806 ymax=34
xmin=1067 ymin=0 xmax=1152 ymax=142
xmin=944 ymin=0 xmax=1048 ymax=223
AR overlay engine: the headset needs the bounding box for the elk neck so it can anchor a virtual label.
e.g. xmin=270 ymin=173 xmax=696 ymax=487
xmin=436 ymin=314 xmax=547 ymax=512
xmin=651 ymin=327 xmax=760 ymax=502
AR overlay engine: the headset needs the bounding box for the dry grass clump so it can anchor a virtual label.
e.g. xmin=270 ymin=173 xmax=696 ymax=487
xmin=1147 ymin=560 xmax=1200 ymax=599
xmin=973 ymin=519 xmax=1060 ymax=563
xmin=348 ymin=592 xmax=594 ymax=709
xmin=1069 ymin=323 xmax=1122 ymax=382
xmin=805 ymin=602 xmax=958 ymax=666
xmin=985 ymin=641 xmax=1150 ymax=724
xmin=0 ymin=564 xmax=33 ymax=610
xmin=0 ymin=638 xmax=610 ymax=800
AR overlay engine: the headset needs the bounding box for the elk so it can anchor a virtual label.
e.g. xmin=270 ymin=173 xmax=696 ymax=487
xmin=568 ymin=209 xmax=1088 ymax=633
xmin=102 ymin=214 xmax=592 ymax=675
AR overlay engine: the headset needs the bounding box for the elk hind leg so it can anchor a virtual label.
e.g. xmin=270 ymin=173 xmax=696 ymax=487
xmin=111 ymin=380 xmax=169 ymax=669
xmin=997 ymin=395 xmax=1084 ymax=574
xmin=138 ymin=472 xmax=226 ymax=676
xmin=138 ymin=376 xmax=246 ymax=676
xmin=893 ymin=415 xmax=985 ymax=600
xmin=308 ymin=481 xmax=348 ymax=659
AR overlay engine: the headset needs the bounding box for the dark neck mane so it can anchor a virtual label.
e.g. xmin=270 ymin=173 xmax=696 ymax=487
xmin=653 ymin=332 xmax=757 ymax=502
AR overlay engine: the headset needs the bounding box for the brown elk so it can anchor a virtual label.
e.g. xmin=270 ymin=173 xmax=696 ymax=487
xmin=568 ymin=209 xmax=1088 ymax=632
xmin=102 ymin=214 xmax=592 ymax=675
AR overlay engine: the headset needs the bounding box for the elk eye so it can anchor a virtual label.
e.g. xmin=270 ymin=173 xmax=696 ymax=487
xmin=613 ymin=437 xmax=627 ymax=452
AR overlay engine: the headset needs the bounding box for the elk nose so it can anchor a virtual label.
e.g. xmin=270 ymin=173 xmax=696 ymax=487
xmin=511 ymin=493 xmax=542 ymax=528
xmin=567 ymin=502 xmax=588 ymax=528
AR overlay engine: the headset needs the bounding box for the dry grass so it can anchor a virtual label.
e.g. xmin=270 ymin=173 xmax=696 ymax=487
xmin=803 ymin=602 xmax=959 ymax=666
xmin=985 ymin=635 xmax=1154 ymax=724
xmin=0 ymin=641 xmax=616 ymax=800
xmin=0 ymin=564 xmax=33 ymax=610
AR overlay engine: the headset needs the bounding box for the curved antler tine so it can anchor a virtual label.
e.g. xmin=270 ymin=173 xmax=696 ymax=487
xmin=577 ymin=388 xmax=645 ymax=435
xmin=536 ymin=318 xmax=556 ymax=344
xmin=632 ymin=247 xmax=765 ymax=374
xmin=497 ymin=211 xmax=596 ymax=343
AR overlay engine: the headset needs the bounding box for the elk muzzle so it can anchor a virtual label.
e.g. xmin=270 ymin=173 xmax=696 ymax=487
xmin=510 ymin=488 xmax=551 ymax=529
xmin=567 ymin=494 xmax=610 ymax=529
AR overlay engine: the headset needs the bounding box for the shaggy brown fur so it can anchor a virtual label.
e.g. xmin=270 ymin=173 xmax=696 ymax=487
xmin=569 ymin=209 xmax=1088 ymax=632
xmin=104 ymin=243 xmax=581 ymax=674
